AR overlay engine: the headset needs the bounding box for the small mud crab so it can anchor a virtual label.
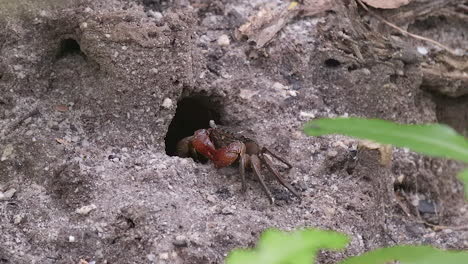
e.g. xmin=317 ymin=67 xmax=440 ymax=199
xmin=176 ymin=121 xmax=301 ymax=203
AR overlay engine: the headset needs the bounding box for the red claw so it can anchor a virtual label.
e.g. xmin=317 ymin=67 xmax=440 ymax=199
xmin=213 ymin=142 xmax=244 ymax=169
xmin=192 ymin=129 xmax=216 ymax=160
xmin=191 ymin=129 xmax=244 ymax=169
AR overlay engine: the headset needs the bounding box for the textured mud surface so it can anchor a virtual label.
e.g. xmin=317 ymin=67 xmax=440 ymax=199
xmin=0 ymin=0 xmax=467 ymax=263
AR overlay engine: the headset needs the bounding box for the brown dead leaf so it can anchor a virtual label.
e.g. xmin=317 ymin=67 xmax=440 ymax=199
xmin=361 ymin=0 xmax=412 ymax=9
xmin=301 ymin=0 xmax=336 ymax=16
xmin=55 ymin=138 xmax=70 ymax=145
xmin=359 ymin=140 xmax=393 ymax=167
xmin=237 ymin=0 xmax=335 ymax=48
xmin=54 ymin=104 xmax=69 ymax=112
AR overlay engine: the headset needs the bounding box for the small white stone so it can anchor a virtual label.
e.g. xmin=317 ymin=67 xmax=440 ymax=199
xmin=417 ymin=46 xmax=428 ymax=55
xmin=147 ymin=254 xmax=156 ymax=261
xmin=162 ymin=98 xmax=173 ymax=109
xmin=299 ymin=111 xmax=315 ymax=119
xmin=150 ymin=68 xmax=158 ymax=74
xmin=148 ymin=10 xmax=163 ymax=21
xmin=80 ymin=22 xmax=88 ymax=29
xmin=206 ymin=195 xmax=216 ymax=203
xmin=121 ymin=46 xmax=128 ymax=51
xmin=288 ymin=90 xmax=298 ymax=97
xmin=104 ymin=34 xmax=111 ymax=38
xmin=69 ymin=235 xmax=76 ymax=242
xmin=217 ymin=34 xmax=230 ymax=47
xmin=75 ymin=204 xmax=97 ymax=215
xmin=159 ymin=252 xmax=169 ymax=260
xmin=272 ymin=82 xmax=287 ymax=90
xmin=362 ymin=68 xmax=371 ymax=75
xmin=84 ymin=7 xmax=93 ymax=12
xmin=13 ymin=214 xmax=24 ymax=225
xmin=1 ymin=144 xmax=14 ymax=161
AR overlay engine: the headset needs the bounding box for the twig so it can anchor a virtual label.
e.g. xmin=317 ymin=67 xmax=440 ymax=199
xmin=356 ymin=0 xmax=459 ymax=56
xmin=420 ymin=221 xmax=468 ymax=231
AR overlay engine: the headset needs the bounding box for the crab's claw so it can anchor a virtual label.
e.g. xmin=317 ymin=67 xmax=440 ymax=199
xmin=212 ymin=141 xmax=245 ymax=169
xmin=191 ymin=129 xmax=217 ymax=160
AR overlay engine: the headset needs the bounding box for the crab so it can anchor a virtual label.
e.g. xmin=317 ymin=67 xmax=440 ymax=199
xmin=175 ymin=121 xmax=301 ymax=203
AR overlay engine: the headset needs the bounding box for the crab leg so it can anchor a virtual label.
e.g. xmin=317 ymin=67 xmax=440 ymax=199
xmin=261 ymin=154 xmax=301 ymax=200
xmin=250 ymin=155 xmax=275 ymax=204
xmin=261 ymin=147 xmax=293 ymax=169
xmin=239 ymin=147 xmax=247 ymax=193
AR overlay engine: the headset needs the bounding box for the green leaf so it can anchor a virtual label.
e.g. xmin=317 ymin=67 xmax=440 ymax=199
xmin=303 ymin=118 xmax=468 ymax=163
xmin=339 ymin=245 xmax=468 ymax=264
xmin=459 ymin=169 xmax=468 ymax=200
xmin=226 ymin=228 xmax=349 ymax=264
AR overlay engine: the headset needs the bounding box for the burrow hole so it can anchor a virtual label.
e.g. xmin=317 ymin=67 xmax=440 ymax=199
xmin=164 ymin=95 xmax=223 ymax=157
xmin=324 ymin=58 xmax=341 ymax=68
xmin=56 ymin=38 xmax=84 ymax=59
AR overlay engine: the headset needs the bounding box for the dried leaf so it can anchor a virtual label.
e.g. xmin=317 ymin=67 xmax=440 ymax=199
xmin=301 ymin=0 xmax=336 ymax=16
xmin=55 ymin=138 xmax=69 ymax=145
xmin=55 ymin=104 xmax=69 ymax=112
xmin=361 ymin=0 xmax=412 ymax=9
xmin=237 ymin=1 xmax=335 ymax=48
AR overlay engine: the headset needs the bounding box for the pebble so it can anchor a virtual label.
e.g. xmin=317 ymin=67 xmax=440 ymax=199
xmin=159 ymin=252 xmax=169 ymax=260
xmin=147 ymin=254 xmax=156 ymax=261
xmin=327 ymin=150 xmax=338 ymax=157
xmin=221 ymin=206 xmax=234 ymax=215
xmin=162 ymin=98 xmax=173 ymax=109
xmin=442 ymin=228 xmax=453 ymax=234
xmin=272 ymin=82 xmax=287 ymax=90
xmin=416 ymin=46 xmax=428 ymax=55
xmin=148 ymin=10 xmax=163 ymax=21
xmin=173 ymin=235 xmax=188 ymax=247
xmin=287 ymin=90 xmax=298 ymax=97
xmin=76 ymin=204 xmax=97 ymax=215
xmin=217 ymin=34 xmax=230 ymax=47
xmin=206 ymin=195 xmax=216 ymax=203
xmin=1 ymin=144 xmax=14 ymax=161
xmin=13 ymin=214 xmax=24 ymax=224
xmin=68 ymin=235 xmax=76 ymax=242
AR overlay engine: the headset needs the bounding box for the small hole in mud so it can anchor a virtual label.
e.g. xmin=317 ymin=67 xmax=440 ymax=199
xmin=324 ymin=58 xmax=341 ymax=68
xmin=347 ymin=64 xmax=358 ymax=72
xmin=56 ymin=38 xmax=83 ymax=59
xmin=164 ymin=95 xmax=223 ymax=157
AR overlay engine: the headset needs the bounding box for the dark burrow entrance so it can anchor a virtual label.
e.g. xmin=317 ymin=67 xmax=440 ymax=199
xmin=164 ymin=95 xmax=223 ymax=157
xmin=56 ymin=38 xmax=84 ymax=59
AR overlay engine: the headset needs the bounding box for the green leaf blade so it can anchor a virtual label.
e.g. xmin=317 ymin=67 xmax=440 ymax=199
xmin=459 ymin=169 xmax=468 ymax=200
xmin=304 ymin=118 xmax=468 ymax=163
xmin=338 ymin=245 xmax=468 ymax=264
xmin=225 ymin=228 xmax=349 ymax=264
